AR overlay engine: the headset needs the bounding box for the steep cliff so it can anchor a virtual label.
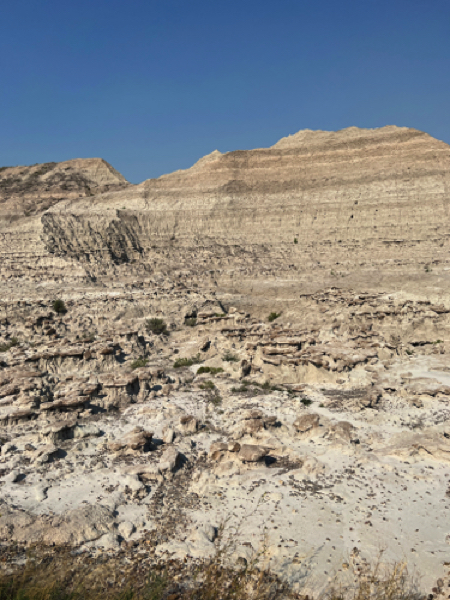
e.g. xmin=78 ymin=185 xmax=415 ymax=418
xmin=0 ymin=158 xmax=130 ymax=288
xmin=40 ymin=125 xmax=450 ymax=293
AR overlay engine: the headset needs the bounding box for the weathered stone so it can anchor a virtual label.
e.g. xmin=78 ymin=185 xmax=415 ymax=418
xmin=238 ymin=444 xmax=267 ymax=463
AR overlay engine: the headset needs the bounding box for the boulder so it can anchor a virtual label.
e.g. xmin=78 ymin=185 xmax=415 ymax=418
xmin=238 ymin=444 xmax=267 ymax=463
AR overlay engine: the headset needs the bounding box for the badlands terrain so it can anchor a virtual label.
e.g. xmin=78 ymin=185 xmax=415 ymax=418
xmin=1 ymin=125 xmax=450 ymax=595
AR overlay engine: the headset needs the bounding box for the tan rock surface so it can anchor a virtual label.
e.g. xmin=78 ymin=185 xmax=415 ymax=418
xmin=1 ymin=126 xmax=450 ymax=593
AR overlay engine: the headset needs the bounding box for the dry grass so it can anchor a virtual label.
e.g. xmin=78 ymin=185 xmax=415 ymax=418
xmin=0 ymin=546 xmax=424 ymax=600
xmin=323 ymin=554 xmax=423 ymax=600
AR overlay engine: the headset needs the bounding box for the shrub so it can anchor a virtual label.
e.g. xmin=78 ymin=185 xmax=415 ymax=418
xmin=131 ymin=357 xmax=148 ymax=369
xmin=199 ymin=380 xmax=215 ymax=390
xmin=82 ymin=331 xmax=97 ymax=342
xmin=268 ymin=312 xmax=281 ymax=322
xmin=209 ymin=395 xmax=222 ymax=406
xmin=185 ymin=317 xmax=197 ymax=327
xmin=146 ymin=318 xmax=168 ymax=335
xmin=197 ymin=366 xmax=224 ymax=375
xmin=214 ymin=313 xmax=226 ymax=318
xmin=0 ymin=337 xmax=18 ymax=353
xmin=294 ymin=238 xmax=298 ymax=244
xmin=52 ymin=299 xmax=67 ymax=314
xmin=301 ymin=397 xmax=312 ymax=406
xmin=231 ymin=385 xmax=248 ymax=393
xmin=174 ymin=354 xmax=202 ymax=368
xmin=223 ymin=351 xmax=239 ymax=362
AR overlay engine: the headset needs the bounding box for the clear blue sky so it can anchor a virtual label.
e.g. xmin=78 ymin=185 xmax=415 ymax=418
xmin=1 ymin=0 xmax=449 ymax=183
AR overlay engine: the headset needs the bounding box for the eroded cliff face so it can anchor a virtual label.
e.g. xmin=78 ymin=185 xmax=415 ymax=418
xmin=40 ymin=125 xmax=450 ymax=292
xmin=0 ymin=158 xmax=130 ymax=288
xmin=0 ymin=158 xmax=128 ymax=218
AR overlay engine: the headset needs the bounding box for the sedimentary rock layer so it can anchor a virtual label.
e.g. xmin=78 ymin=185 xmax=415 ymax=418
xmin=42 ymin=126 xmax=450 ymax=279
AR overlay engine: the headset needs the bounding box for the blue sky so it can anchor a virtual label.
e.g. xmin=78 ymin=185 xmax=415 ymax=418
xmin=1 ymin=0 xmax=449 ymax=183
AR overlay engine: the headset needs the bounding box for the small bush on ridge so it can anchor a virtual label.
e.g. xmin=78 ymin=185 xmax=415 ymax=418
xmin=0 ymin=337 xmax=19 ymax=353
xmin=131 ymin=357 xmax=148 ymax=369
xmin=197 ymin=366 xmax=224 ymax=375
xmin=146 ymin=318 xmax=168 ymax=335
xmin=174 ymin=354 xmax=203 ymax=368
xmin=52 ymin=299 xmax=67 ymax=314
xmin=223 ymin=351 xmax=239 ymax=362
xmin=199 ymin=380 xmax=215 ymax=390
xmin=268 ymin=312 xmax=281 ymax=322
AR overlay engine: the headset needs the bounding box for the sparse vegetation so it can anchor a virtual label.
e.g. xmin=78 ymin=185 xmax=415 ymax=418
xmin=131 ymin=357 xmax=149 ymax=369
xmin=214 ymin=313 xmax=226 ymax=318
xmin=405 ymin=349 xmax=414 ymax=356
xmin=223 ymin=351 xmax=239 ymax=362
xmin=267 ymin=312 xmax=281 ymax=322
xmin=82 ymin=331 xmax=97 ymax=342
xmin=0 ymin=544 xmax=422 ymax=600
xmin=0 ymin=338 xmax=19 ymax=353
xmin=52 ymin=299 xmax=67 ymax=314
xmin=199 ymin=380 xmax=215 ymax=390
xmin=146 ymin=318 xmax=168 ymax=335
xmin=197 ymin=366 xmax=224 ymax=375
xmin=231 ymin=380 xmax=283 ymax=394
xmin=231 ymin=385 xmax=249 ymax=393
xmin=300 ymin=396 xmax=313 ymax=406
xmin=185 ymin=317 xmax=197 ymax=327
xmin=209 ymin=394 xmax=222 ymax=407
xmin=174 ymin=354 xmax=203 ymax=368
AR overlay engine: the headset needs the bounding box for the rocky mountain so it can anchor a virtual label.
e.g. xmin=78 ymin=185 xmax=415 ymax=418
xmin=1 ymin=127 xmax=450 ymax=594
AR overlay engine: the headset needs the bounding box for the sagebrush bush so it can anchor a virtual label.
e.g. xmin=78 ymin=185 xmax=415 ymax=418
xmin=174 ymin=354 xmax=202 ymax=368
xmin=223 ymin=351 xmax=239 ymax=362
xmin=131 ymin=357 xmax=148 ymax=369
xmin=199 ymin=380 xmax=215 ymax=390
xmin=268 ymin=312 xmax=281 ymax=322
xmin=197 ymin=366 xmax=224 ymax=375
xmin=0 ymin=337 xmax=18 ymax=353
xmin=146 ymin=318 xmax=168 ymax=335
xmin=52 ymin=299 xmax=67 ymax=314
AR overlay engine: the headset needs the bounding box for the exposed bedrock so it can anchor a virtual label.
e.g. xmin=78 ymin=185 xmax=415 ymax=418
xmin=40 ymin=126 xmax=450 ymax=274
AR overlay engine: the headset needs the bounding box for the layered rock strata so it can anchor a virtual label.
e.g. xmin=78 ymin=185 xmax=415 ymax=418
xmin=39 ymin=126 xmax=450 ymax=293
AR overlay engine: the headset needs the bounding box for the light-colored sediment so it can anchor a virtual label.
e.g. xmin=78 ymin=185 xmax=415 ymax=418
xmin=1 ymin=127 xmax=450 ymax=594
